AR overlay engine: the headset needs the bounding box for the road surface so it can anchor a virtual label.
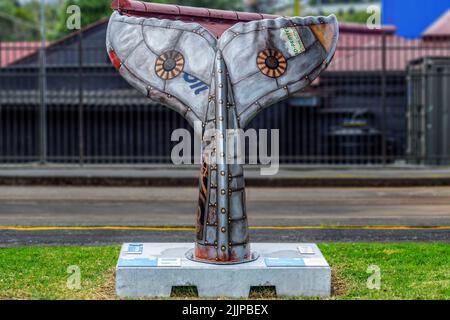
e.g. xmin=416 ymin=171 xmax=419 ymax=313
xmin=0 ymin=186 xmax=449 ymax=246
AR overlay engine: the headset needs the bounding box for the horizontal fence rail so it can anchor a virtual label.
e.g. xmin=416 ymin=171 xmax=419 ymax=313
xmin=1 ymin=26 xmax=450 ymax=166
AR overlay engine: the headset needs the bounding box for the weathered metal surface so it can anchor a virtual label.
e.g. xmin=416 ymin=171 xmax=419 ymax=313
xmin=107 ymin=1 xmax=339 ymax=264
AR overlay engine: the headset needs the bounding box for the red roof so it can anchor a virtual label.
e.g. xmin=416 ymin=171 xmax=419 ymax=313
xmin=328 ymin=23 xmax=450 ymax=72
xmin=0 ymin=42 xmax=42 ymax=67
xmin=422 ymin=9 xmax=450 ymax=39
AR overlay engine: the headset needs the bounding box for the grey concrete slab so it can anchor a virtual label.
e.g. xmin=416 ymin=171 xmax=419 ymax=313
xmin=116 ymin=243 xmax=331 ymax=298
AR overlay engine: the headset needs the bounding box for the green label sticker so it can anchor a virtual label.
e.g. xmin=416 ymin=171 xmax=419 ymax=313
xmin=280 ymin=27 xmax=305 ymax=56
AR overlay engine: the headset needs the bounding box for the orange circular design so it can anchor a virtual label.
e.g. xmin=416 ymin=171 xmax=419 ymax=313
xmin=155 ymin=51 xmax=185 ymax=80
xmin=257 ymin=49 xmax=287 ymax=78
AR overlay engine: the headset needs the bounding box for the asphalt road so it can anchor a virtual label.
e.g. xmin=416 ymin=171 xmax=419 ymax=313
xmin=0 ymin=186 xmax=449 ymax=246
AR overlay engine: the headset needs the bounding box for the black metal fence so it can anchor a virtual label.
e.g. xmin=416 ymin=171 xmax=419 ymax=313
xmin=0 ymin=24 xmax=449 ymax=166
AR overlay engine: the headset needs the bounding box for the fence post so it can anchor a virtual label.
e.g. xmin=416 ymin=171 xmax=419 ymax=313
xmin=381 ymin=32 xmax=387 ymax=166
xmin=39 ymin=0 xmax=47 ymax=164
xmin=78 ymin=32 xmax=84 ymax=166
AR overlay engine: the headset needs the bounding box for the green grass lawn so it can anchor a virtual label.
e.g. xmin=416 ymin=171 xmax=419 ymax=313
xmin=0 ymin=243 xmax=449 ymax=300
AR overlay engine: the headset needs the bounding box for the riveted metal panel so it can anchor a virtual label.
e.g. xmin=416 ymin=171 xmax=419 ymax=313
xmin=165 ymin=72 xmax=209 ymax=122
xmin=118 ymin=65 xmax=147 ymax=96
xmin=142 ymin=25 xmax=182 ymax=55
xmin=230 ymin=164 xmax=244 ymax=177
xmin=108 ymin=13 xmax=143 ymax=60
xmin=222 ymin=31 xmax=270 ymax=85
xmin=233 ymin=72 xmax=278 ymax=113
xmin=175 ymin=32 xmax=216 ymax=85
xmin=205 ymin=225 xmax=217 ymax=244
xmin=208 ymin=8 xmax=238 ymax=21
xmin=230 ymin=190 xmax=244 ymax=220
xmin=230 ymin=176 xmax=245 ymax=190
xmin=230 ymin=220 xmax=249 ymax=244
xmin=277 ymin=41 xmax=327 ymax=87
xmin=143 ymin=2 xmax=180 ymax=15
xmin=124 ymin=42 xmax=164 ymax=91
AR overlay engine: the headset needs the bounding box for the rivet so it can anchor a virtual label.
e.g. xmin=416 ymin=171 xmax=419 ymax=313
xmin=219 ymin=99 xmax=223 ymax=104
xmin=221 ymin=246 xmax=226 ymax=251
xmin=221 ymin=227 xmax=226 ymax=232
xmin=221 ymin=189 xmax=226 ymax=195
xmin=220 ymin=152 xmax=225 ymax=157
xmin=218 ymin=69 xmax=223 ymax=73
xmin=219 ymin=116 xmax=224 ymax=121
xmin=220 ymin=171 xmax=225 ymax=176
xmin=221 ymin=208 xmax=226 ymax=213
xmin=219 ymin=84 xmax=223 ymax=88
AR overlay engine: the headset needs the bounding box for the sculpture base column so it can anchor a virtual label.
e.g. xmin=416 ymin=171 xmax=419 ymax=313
xmin=116 ymin=243 xmax=331 ymax=298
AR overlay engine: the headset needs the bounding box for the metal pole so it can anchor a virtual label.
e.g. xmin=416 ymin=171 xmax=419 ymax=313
xmin=381 ymin=32 xmax=387 ymax=166
xmin=78 ymin=33 xmax=84 ymax=166
xmin=39 ymin=0 xmax=47 ymax=164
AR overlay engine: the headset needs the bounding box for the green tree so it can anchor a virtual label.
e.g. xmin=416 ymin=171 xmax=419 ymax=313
xmin=0 ymin=0 xmax=60 ymax=41
xmin=0 ymin=0 xmax=39 ymax=41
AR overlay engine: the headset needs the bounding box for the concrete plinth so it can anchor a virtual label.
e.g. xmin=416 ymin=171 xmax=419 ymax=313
xmin=116 ymin=243 xmax=331 ymax=298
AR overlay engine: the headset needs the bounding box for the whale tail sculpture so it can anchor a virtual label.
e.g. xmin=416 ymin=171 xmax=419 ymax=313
xmin=107 ymin=0 xmax=339 ymax=264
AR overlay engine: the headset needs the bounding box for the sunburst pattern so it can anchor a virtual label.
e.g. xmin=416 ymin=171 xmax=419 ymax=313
xmin=257 ymin=49 xmax=287 ymax=78
xmin=155 ymin=51 xmax=185 ymax=80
